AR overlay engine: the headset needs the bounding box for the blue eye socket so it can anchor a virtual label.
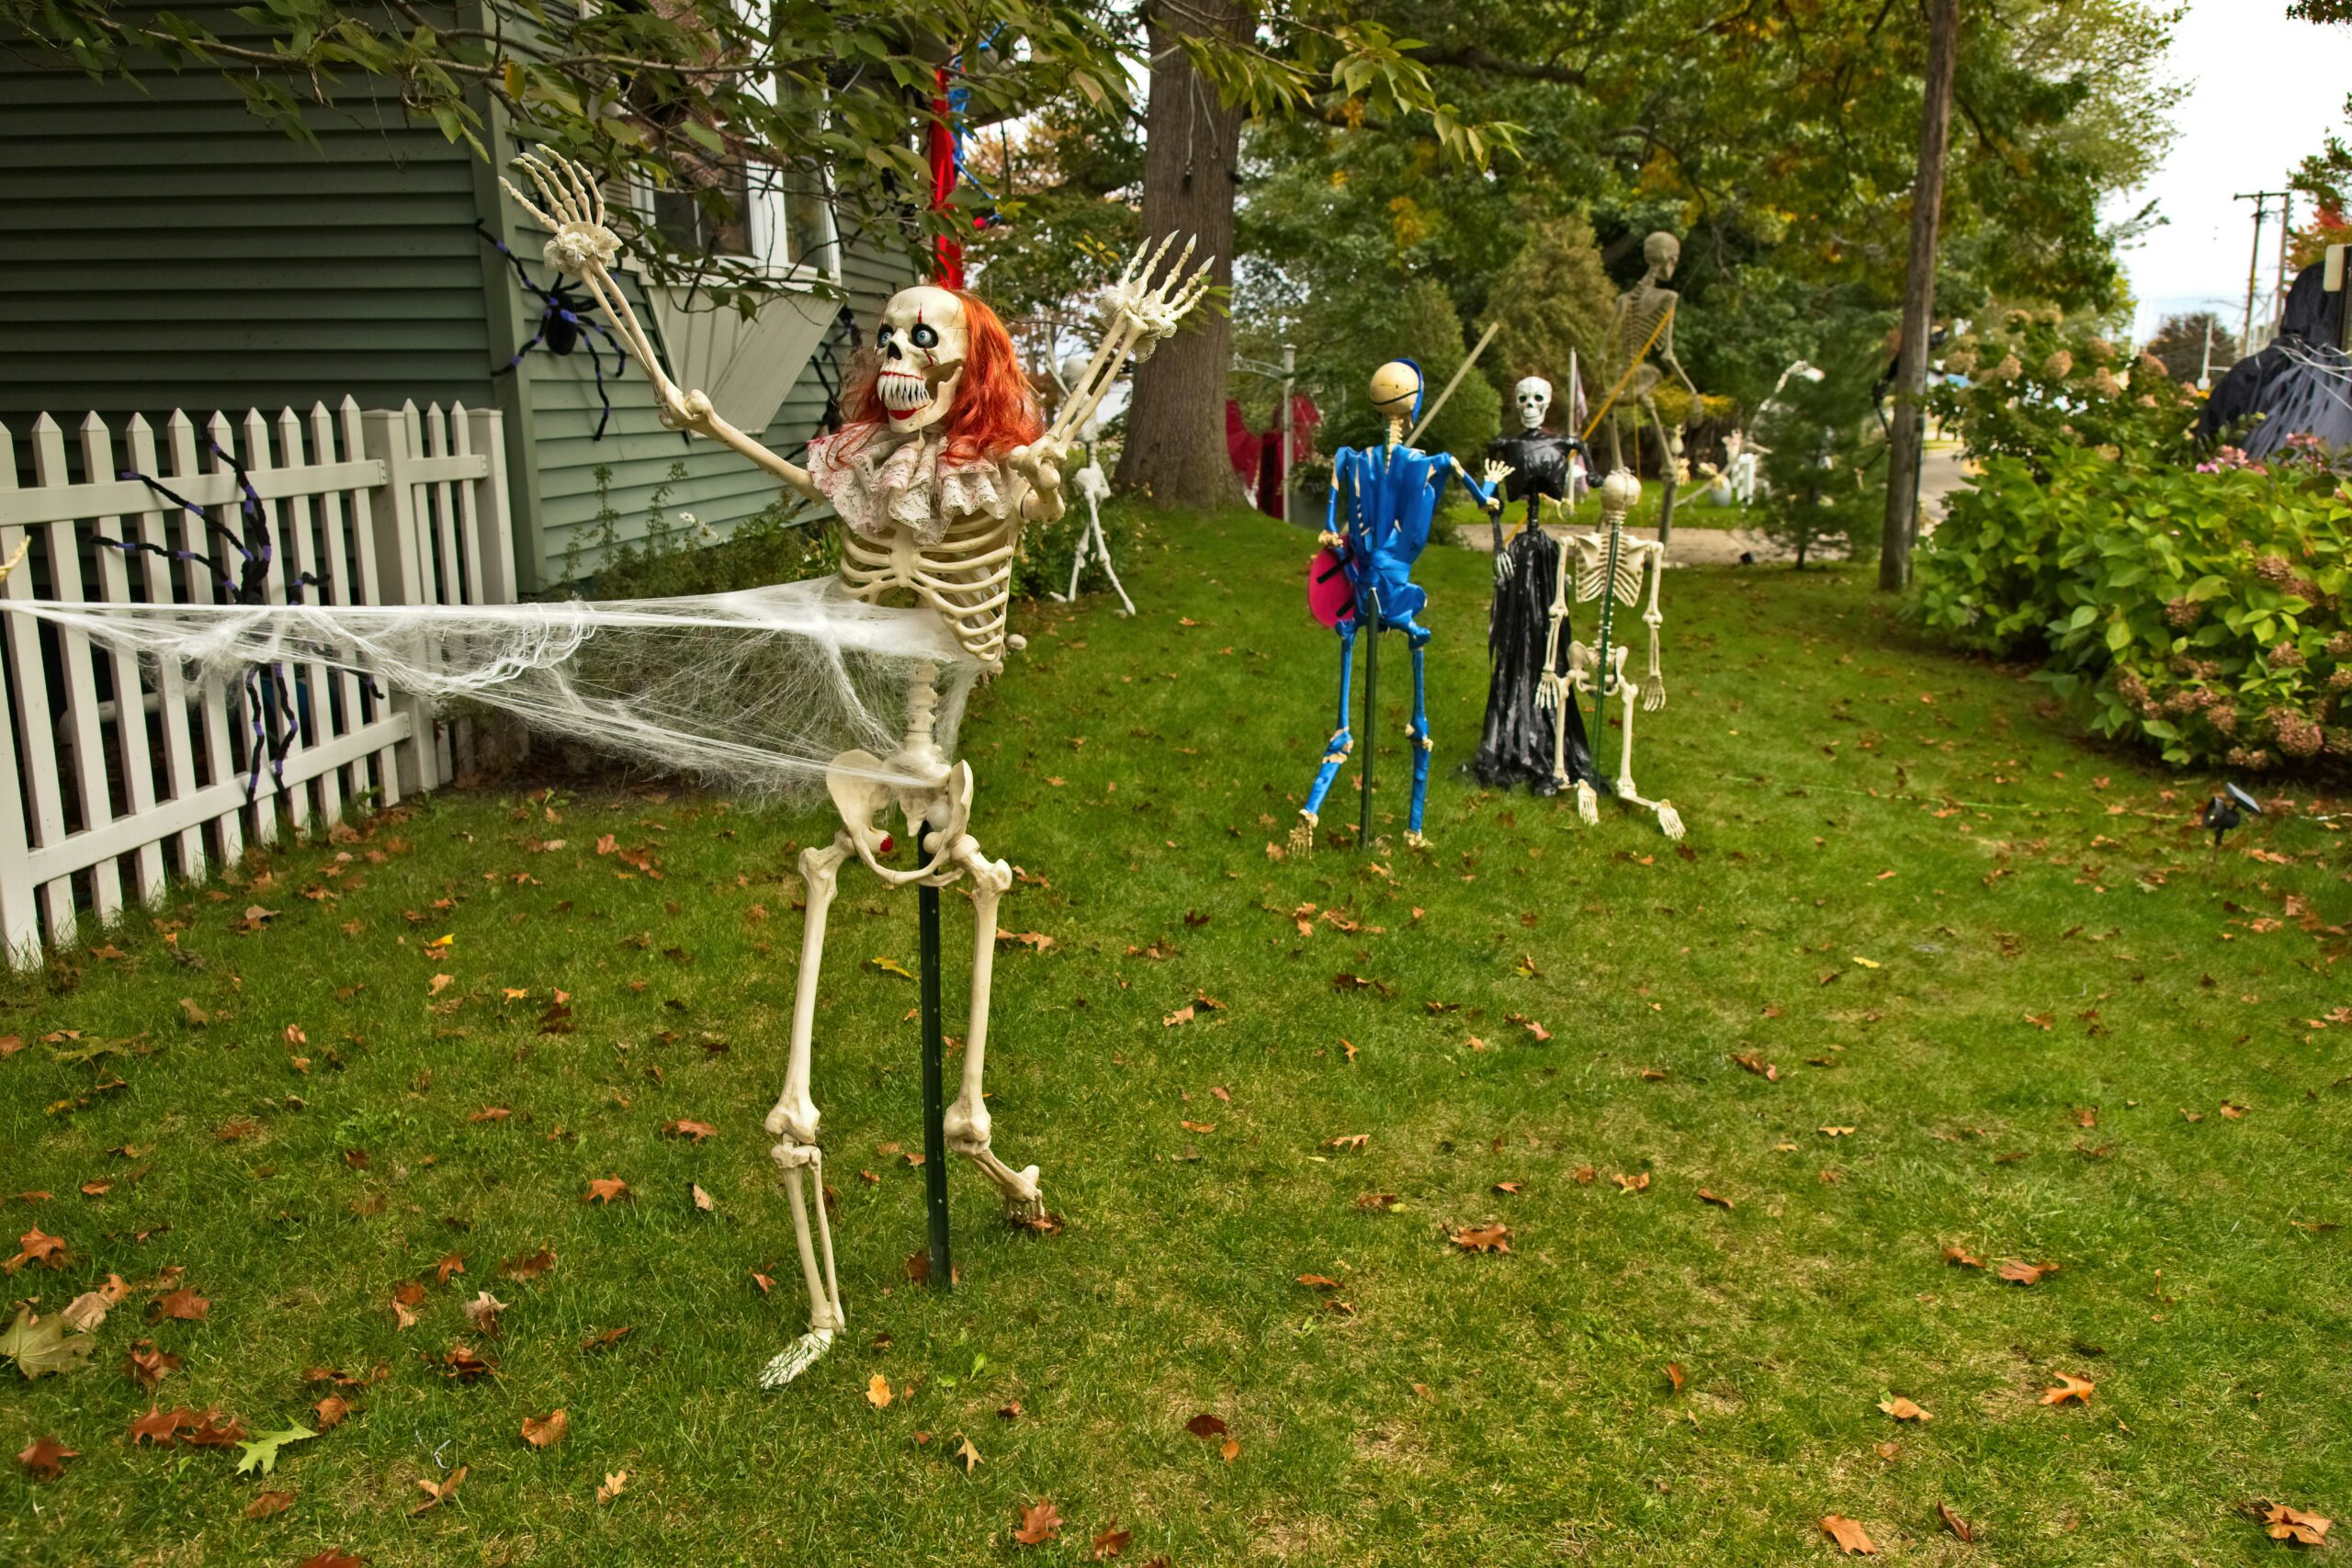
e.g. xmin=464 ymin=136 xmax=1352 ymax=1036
xmin=911 ymin=324 xmax=938 ymax=348
xmin=876 ymin=326 xmax=895 ymax=350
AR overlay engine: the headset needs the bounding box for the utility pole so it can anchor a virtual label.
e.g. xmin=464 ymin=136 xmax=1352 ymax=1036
xmin=2199 ymin=314 xmax=2214 ymax=389
xmin=1880 ymin=0 xmax=1961 ymax=593
xmin=2236 ymin=190 xmax=2290 ymax=354
xmin=1280 ymin=343 xmax=1296 ymax=523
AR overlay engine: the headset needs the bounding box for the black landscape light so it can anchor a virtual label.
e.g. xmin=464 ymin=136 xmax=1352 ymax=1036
xmin=2200 ymin=781 xmax=2264 ymax=847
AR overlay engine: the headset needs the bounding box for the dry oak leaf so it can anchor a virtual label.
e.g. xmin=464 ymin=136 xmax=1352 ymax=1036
xmin=692 ymin=1183 xmax=715 ymax=1212
xmin=1943 ymin=1247 xmax=1986 ymax=1269
xmin=2041 ymin=1372 xmax=2095 ymax=1405
xmin=1183 ymin=1413 xmax=1228 ymax=1439
xmin=6 ymin=1225 xmax=68 ymax=1272
xmin=1731 ymin=1052 xmax=1779 ymax=1081
xmin=1996 ymin=1258 xmax=2058 ymax=1286
xmin=151 ymin=1287 xmax=209 ymax=1322
xmin=1697 ymin=1189 xmax=1735 ymax=1211
xmin=662 ymin=1119 xmax=718 ymax=1143
xmin=1611 ymin=1172 xmax=1651 ymax=1193
xmin=501 ymin=1247 xmax=556 ymax=1280
xmin=582 ymin=1177 xmax=629 ymax=1204
xmin=866 ymin=1373 xmax=892 ymax=1409
xmin=245 ymin=1488 xmax=297 ymax=1518
xmin=597 ymin=1471 xmax=628 ymax=1504
xmin=2265 ymin=1505 xmax=2332 ymax=1545
xmin=521 ymin=1409 xmax=568 ymax=1448
xmin=1666 ymin=1361 xmax=1687 ymax=1393
xmin=1296 ymin=1273 xmax=1341 ymax=1290
xmin=126 ymin=1340 xmax=182 ymax=1390
xmin=1356 ymin=1192 xmax=1399 ymax=1210
xmin=1091 ymin=1522 xmax=1134 ymax=1560
xmin=181 ymin=1409 xmax=248 ymax=1448
xmin=410 ymin=1464 xmax=466 ymax=1515
xmin=1879 ymin=1396 xmax=1932 ymax=1423
xmin=1013 ymin=1500 xmax=1064 ymax=1547
xmin=1820 ymin=1515 xmax=1879 ymax=1555
xmin=1938 ymin=1501 xmax=1977 ymax=1542
xmin=1451 ymin=1224 xmax=1513 ymax=1254
xmin=581 ymin=1325 xmax=631 ymax=1352
xmin=463 ymin=1292 xmax=508 ymax=1337
xmin=434 ymin=1252 xmax=466 ymax=1285
xmin=1819 ymin=1125 xmax=1857 ymax=1138
xmin=129 ymin=1404 xmax=186 ymax=1446
xmin=436 ymin=1345 xmax=495 ymax=1382
xmin=17 ymin=1434 xmax=76 ymax=1480
xmin=313 ymin=1394 xmax=353 ymax=1431
xmin=1161 ymin=1005 xmax=1195 ymax=1028
xmin=1220 ymin=1436 xmax=1241 ymax=1462
xmin=956 ymin=1436 xmax=982 ymax=1472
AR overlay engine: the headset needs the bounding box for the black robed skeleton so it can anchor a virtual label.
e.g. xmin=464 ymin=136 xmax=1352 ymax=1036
xmin=1470 ymin=373 xmax=1601 ymax=794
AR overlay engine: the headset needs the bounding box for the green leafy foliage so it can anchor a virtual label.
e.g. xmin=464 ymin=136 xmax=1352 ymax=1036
xmin=558 ymin=465 xmax=837 ymax=601
xmin=1012 ymin=489 xmax=1152 ymax=603
xmin=234 ymin=1423 xmax=317 ymax=1476
xmin=1915 ymin=444 xmax=2352 ymax=769
xmin=1752 ymin=321 xmax=1892 ymax=570
xmin=0 ymin=1305 xmax=96 ymax=1382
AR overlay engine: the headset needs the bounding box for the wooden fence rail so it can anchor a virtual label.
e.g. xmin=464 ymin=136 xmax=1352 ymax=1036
xmin=0 ymin=398 xmax=515 ymax=967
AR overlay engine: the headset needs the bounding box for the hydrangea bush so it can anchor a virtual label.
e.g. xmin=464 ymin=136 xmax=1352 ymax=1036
xmin=1916 ymin=313 xmax=2352 ymax=772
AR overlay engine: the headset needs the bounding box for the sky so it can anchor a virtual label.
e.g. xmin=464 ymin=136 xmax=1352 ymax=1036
xmin=2109 ymin=1 xmax=2352 ymax=351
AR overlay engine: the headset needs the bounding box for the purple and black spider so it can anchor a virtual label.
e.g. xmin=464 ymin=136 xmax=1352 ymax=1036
xmin=103 ymin=446 xmax=381 ymax=801
xmin=477 ymin=220 xmax=628 ymax=440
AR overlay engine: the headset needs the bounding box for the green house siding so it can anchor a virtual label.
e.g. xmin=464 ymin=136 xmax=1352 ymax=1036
xmin=0 ymin=9 xmax=916 ymax=589
xmin=0 ymin=62 xmax=493 ymax=425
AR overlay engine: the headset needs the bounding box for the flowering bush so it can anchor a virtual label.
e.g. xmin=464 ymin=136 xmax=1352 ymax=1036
xmin=1915 ymin=439 xmax=2352 ymax=769
xmin=1928 ymin=310 xmax=2202 ymax=470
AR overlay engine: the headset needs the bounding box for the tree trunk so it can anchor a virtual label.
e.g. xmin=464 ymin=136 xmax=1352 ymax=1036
xmin=1114 ymin=0 xmax=1246 ymax=509
xmin=1879 ymin=0 xmax=1961 ymax=592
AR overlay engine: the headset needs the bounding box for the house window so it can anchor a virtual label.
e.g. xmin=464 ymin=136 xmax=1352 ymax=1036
xmin=650 ymin=162 xmax=754 ymax=257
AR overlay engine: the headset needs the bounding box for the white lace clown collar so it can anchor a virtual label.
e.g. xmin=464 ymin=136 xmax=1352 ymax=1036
xmin=807 ymin=425 xmax=1017 ymax=547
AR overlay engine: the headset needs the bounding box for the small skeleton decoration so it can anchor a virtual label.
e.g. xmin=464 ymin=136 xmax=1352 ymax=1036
xmin=500 ymin=152 xmax=1209 ymax=1386
xmin=1291 ymin=360 xmax=1509 ymax=854
xmin=1470 ymin=367 xmax=1600 ymax=795
xmin=1591 ymin=232 xmax=1700 ymax=526
xmin=0 ymin=536 xmax=27 ymax=582
xmin=1537 ymin=468 xmax=1683 ymax=839
xmin=1046 ymin=351 xmax=1132 ymax=615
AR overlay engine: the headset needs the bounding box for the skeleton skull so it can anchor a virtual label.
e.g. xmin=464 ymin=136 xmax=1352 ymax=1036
xmin=1514 ymin=376 xmax=1553 ymax=431
xmin=1369 ymin=360 xmax=1423 ymax=423
xmin=1643 ymin=231 xmax=1680 ymax=280
xmin=873 ymin=285 xmax=968 ymax=433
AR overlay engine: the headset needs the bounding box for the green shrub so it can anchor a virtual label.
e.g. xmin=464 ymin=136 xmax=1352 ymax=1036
xmin=558 ymin=463 xmax=838 ymax=600
xmin=1754 ymin=317 xmax=1890 ymax=569
xmin=1915 ymin=443 xmax=2352 ymax=770
xmin=1011 ymin=488 xmax=1155 ymax=603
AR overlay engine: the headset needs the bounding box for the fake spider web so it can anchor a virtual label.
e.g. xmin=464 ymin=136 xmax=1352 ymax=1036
xmin=12 ymin=579 xmax=981 ymax=800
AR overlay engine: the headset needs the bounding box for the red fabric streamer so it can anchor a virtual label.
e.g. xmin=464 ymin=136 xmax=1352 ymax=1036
xmin=928 ymin=67 xmax=964 ymax=289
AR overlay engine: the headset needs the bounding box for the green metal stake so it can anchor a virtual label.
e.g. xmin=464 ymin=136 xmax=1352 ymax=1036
xmin=1358 ymin=594 xmax=1380 ymax=844
xmin=917 ymin=880 xmax=953 ymax=1291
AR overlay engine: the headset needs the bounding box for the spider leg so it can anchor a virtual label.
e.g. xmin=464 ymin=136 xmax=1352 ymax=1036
xmin=240 ymin=665 xmax=267 ymax=801
xmin=494 ymin=327 xmax=550 ymax=377
xmin=574 ymin=317 xmax=623 ymax=441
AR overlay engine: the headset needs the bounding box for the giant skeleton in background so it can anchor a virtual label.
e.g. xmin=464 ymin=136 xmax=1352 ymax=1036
xmin=498 ymin=153 xmax=1211 ymax=1385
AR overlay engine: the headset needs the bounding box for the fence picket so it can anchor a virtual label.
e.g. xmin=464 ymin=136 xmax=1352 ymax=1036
xmin=1 ymin=397 xmax=509 ymax=966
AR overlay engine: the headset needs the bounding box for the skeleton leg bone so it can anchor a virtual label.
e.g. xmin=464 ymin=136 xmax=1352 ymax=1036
xmin=1607 ymin=649 xmax=1684 ymax=840
xmin=1403 ymin=624 xmax=1434 ymax=850
xmin=759 ymin=838 xmax=853 ymax=1389
xmin=1291 ymin=618 xmax=1359 ymax=857
xmin=940 ymin=842 xmax=1045 ymax=1221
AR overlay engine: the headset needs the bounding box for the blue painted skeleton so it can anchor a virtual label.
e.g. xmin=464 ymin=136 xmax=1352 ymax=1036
xmin=1299 ymin=404 xmax=1503 ymax=847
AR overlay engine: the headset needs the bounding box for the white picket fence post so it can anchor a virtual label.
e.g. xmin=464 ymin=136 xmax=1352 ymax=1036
xmin=0 ymin=397 xmax=512 ymax=968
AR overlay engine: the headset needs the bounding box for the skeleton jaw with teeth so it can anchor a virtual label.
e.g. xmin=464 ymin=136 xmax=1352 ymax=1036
xmin=873 ymin=286 xmax=967 ymax=431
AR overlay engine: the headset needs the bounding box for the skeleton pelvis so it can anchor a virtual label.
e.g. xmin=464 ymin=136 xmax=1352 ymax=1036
xmin=827 ymin=749 xmax=973 ymax=885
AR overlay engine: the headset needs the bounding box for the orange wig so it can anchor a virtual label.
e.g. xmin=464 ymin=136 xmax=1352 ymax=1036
xmin=838 ymin=291 xmax=1043 ymax=467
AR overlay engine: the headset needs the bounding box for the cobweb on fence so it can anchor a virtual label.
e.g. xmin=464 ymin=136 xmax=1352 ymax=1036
xmin=8 ymin=579 xmax=980 ymax=800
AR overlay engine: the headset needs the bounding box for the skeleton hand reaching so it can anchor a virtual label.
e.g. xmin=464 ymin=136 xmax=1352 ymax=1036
xmin=1009 ymin=435 xmax=1071 ymax=523
xmin=1478 ymin=458 xmax=1515 ymax=512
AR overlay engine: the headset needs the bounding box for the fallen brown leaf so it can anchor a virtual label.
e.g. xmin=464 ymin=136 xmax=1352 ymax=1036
xmin=411 ymin=1465 xmax=466 ymax=1515
xmin=521 ymin=1409 xmax=569 ymax=1449
xmin=1821 ymin=1515 xmax=1878 ymax=1555
xmin=2265 ymin=1504 xmax=2332 ymax=1545
xmin=1450 ymin=1224 xmax=1512 ymax=1254
xmin=1996 ymin=1258 xmax=2058 ymax=1286
xmin=1013 ymin=1499 xmax=1064 ymax=1546
xmin=1879 ymin=1396 xmax=1932 ymax=1423
xmin=2041 ymin=1371 xmax=2094 ymax=1405
xmin=1938 ymin=1501 xmax=1976 ymax=1542
xmin=15 ymin=1434 xmax=76 ymax=1480
xmin=245 ymin=1488 xmax=297 ymax=1518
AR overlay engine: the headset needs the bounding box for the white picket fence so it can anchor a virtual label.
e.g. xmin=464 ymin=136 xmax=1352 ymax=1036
xmin=0 ymin=399 xmax=516 ymax=966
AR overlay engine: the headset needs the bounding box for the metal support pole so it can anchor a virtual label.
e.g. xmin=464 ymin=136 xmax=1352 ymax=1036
xmin=1280 ymin=343 xmax=1295 ymax=524
xmin=1358 ymin=609 xmax=1379 ymax=843
xmin=917 ymin=881 xmax=953 ymax=1291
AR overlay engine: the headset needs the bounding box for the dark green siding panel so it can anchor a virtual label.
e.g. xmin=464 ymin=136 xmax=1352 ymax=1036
xmin=0 ymin=16 xmax=492 ymax=434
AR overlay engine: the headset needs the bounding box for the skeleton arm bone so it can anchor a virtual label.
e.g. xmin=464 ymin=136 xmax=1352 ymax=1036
xmin=503 ymin=152 xmax=822 ymax=503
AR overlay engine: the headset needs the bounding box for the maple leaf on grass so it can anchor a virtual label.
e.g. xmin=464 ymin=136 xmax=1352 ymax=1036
xmin=244 ymin=1488 xmax=297 ymax=1519
xmin=866 ymin=1373 xmax=892 ymax=1409
xmin=1091 ymin=1522 xmax=1134 ymax=1560
xmin=1996 ymin=1258 xmax=2058 ymax=1286
xmin=434 ymin=1252 xmax=465 ymax=1285
xmin=1943 ymin=1246 xmax=1985 ymax=1269
xmin=581 ymin=1325 xmax=631 ymax=1352
xmin=1937 ymin=1501 xmax=1976 ymax=1542
xmin=463 ymin=1292 xmax=509 ymax=1337
xmin=1183 ymin=1412 xmax=1228 ymax=1440
xmin=582 ymin=1177 xmax=630 ymax=1204
xmin=2265 ymin=1504 xmax=2332 ymax=1545
xmin=1295 ymin=1273 xmax=1340 ymax=1290
xmin=1013 ymin=1500 xmax=1064 ymax=1547
xmin=521 ymin=1409 xmax=569 ymax=1448
xmin=1450 ymin=1224 xmax=1513 ymax=1254
xmin=150 ymin=1287 xmax=209 ymax=1322
xmin=234 ymin=1423 xmax=317 ymax=1475
xmin=314 ymin=1394 xmax=354 ymax=1431
xmin=2040 ymin=1371 xmax=2095 ymax=1405
xmin=5 ymin=1224 xmax=68 ymax=1272
xmin=1820 ymin=1515 xmax=1878 ymax=1554
xmin=662 ymin=1119 xmax=718 ymax=1144
xmin=2 ymin=1304 xmax=97 ymax=1380
xmin=15 ymin=1434 xmax=76 ymax=1481
xmin=956 ymin=1436 xmax=982 ymax=1472
xmin=182 ymin=1409 xmax=248 ymax=1448
xmin=126 ymin=1339 xmax=181 ymax=1390
xmin=129 ymin=1404 xmax=186 ymax=1446
xmin=502 ymin=1247 xmax=557 ymax=1281
xmin=1878 ymin=1396 xmax=1932 ymax=1422
xmin=597 ymin=1470 xmax=628 ymax=1503
xmin=411 ymin=1465 xmax=467 ymax=1515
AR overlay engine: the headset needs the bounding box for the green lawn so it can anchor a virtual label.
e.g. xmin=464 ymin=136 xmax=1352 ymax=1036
xmin=4 ymin=503 xmax=2347 ymax=1566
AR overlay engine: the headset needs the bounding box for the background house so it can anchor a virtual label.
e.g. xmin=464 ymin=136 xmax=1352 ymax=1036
xmin=0 ymin=25 xmax=916 ymax=592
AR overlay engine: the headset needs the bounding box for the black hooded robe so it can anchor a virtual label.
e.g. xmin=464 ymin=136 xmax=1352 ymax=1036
xmin=1469 ymin=429 xmax=1600 ymax=793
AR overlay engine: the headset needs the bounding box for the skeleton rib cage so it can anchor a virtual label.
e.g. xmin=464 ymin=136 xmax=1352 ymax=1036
xmin=1570 ymin=542 xmax=1648 ymax=609
xmin=837 ymin=508 xmax=1021 ymax=671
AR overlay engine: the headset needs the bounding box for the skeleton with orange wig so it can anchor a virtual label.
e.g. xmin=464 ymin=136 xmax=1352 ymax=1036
xmin=500 ymin=151 xmax=1211 ymax=1389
